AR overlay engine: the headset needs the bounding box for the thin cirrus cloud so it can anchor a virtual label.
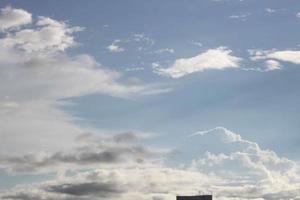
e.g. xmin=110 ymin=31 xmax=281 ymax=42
xmin=154 ymin=48 xmax=175 ymax=54
xmin=155 ymin=47 xmax=241 ymax=78
xmin=106 ymin=34 xmax=155 ymax=53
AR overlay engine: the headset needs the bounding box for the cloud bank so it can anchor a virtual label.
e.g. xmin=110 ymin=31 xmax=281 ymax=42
xmin=1 ymin=127 xmax=300 ymax=200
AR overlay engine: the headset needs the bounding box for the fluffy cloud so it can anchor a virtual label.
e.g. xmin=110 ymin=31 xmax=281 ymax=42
xmin=189 ymin=127 xmax=300 ymax=200
xmin=0 ymin=16 xmax=83 ymax=52
xmin=1 ymin=6 xmax=300 ymax=200
xmin=267 ymin=50 xmax=300 ymax=64
xmin=1 ymin=127 xmax=300 ymax=200
xmin=1 ymin=167 xmax=214 ymax=200
xmin=155 ymin=47 xmax=241 ymax=78
xmin=0 ymin=7 xmax=32 ymax=31
xmin=0 ymin=7 xmax=168 ymax=155
xmin=249 ymin=49 xmax=300 ymax=65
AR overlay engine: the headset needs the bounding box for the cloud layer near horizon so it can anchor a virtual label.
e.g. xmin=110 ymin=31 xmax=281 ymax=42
xmin=1 ymin=127 xmax=300 ymax=200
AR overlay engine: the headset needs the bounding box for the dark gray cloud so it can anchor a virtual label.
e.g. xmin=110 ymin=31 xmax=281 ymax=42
xmin=0 ymin=132 xmax=171 ymax=174
xmin=0 ymin=149 xmax=121 ymax=173
xmin=46 ymin=182 xmax=124 ymax=197
xmin=2 ymin=193 xmax=41 ymax=200
xmin=112 ymin=131 xmax=139 ymax=143
xmin=2 ymin=193 xmax=84 ymax=200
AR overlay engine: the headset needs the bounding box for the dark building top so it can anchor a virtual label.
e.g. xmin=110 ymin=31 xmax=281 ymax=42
xmin=176 ymin=195 xmax=212 ymax=200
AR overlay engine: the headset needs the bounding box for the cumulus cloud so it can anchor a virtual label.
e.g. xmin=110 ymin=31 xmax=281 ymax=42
xmin=297 ymin=12 xmax=300 ymax=18
xmin=0 ymin=7 xmax=168 ymax=155
xmin=1 ymin=167 xmax=217 ymax=200
xmin=155 ymin=47 xmax=241 ymax=78
xmin=188 ymin=127 xmax=300 ymax=200
xmin=2 ymin=127 xmax=300 ymax=200
xmin=1 ymin=6 xmax=300 ymax=200
xmin=0 ymin=16 xmax=83 ymax=52
xmin=0 ymin=7 xmax=32 ymax=31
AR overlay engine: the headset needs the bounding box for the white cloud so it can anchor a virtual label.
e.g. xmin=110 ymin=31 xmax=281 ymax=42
xmin=267 ymin=50 xmax=300 ymax=64
xmin=191 ymin=127 xmax=242 ymax=143
xmin=125 ymin=67 xmax=144 ymax=72
xmin=0 ymin=8 xmax=168 ymax=155
xmin=189 ymin=41 xmax=203 ymax=47
xmin=132 ymin=34 xmax=155 ymax=46
xmin=249 ymin=49 xmax=300 ymax=65
xmin=265 ymin=60 xmax=281 ymax=71
xmin=188 ymin=127 xmax=300 ymax=200
xmin=0 ymin=131 xmax=171 ymax=174
xmin=0 ymin=7 xmax=32 ymax=31
xmin=0 ymin=16 xmax=83 ymax=52
xmin=229 ymin=13 xmax=251 ymax=21
xmin=106 ymin=40 xmax=124 ymax=53
xmin=265 ymin=8 xmax=276 ymax=13
xmin=297 ymin=12 xmax=300 ymax=18
xmin=1 ymin=167 xmax=217 ymax=200
xmin=154 ymin=48 xmax=175 ymax=54
xmin=155 ymin=47 xmax=241 ymax=78
xmin=2 ymin=127 xmax=300 ymax=200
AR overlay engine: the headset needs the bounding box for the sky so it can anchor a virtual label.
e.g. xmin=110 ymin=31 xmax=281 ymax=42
xmin=0 ymin=0 xmax=300 ymax=199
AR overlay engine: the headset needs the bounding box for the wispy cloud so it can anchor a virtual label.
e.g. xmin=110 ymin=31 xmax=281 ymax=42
xmin=229 ymin=13 xmax=251 ymax=21
xmin=155 ymin=47 xmax=241 ymax=78
xmin=154 ymin=48 xmax=175 ymax=54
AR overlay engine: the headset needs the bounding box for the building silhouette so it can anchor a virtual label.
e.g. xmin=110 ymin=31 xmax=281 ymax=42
xmin=176 ymin=195 xmax=212 ymax=200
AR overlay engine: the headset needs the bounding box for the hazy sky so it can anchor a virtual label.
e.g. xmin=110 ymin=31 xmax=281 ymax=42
xmin=0 ymin=1 xmax=300 ymax=200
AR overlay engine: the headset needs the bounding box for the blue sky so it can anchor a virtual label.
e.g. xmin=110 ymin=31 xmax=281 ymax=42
xmin=0 ymin=1 xmax=300 ymax=200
